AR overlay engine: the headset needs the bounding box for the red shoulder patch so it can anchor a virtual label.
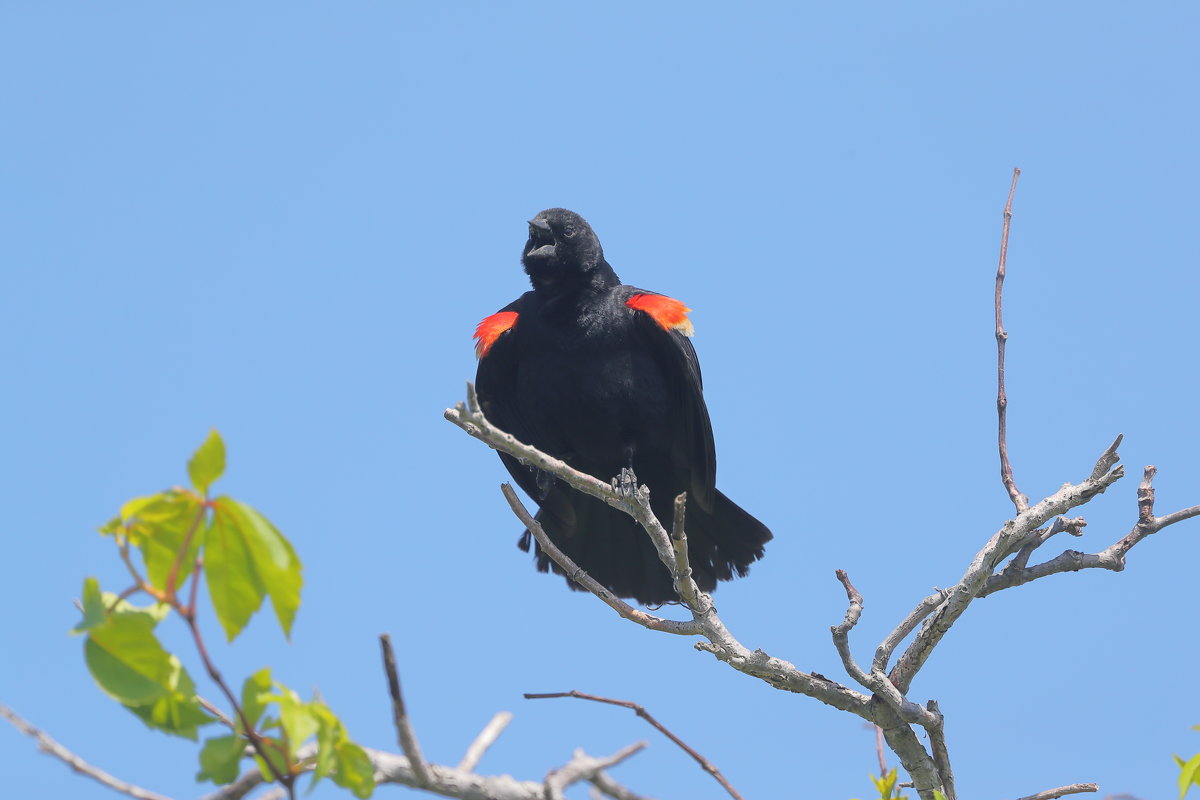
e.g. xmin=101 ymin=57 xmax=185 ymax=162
xmin=473 ymin=311 xmax=519 ymax=358
xmin=625 ymin=294 xmax=694 ymax=337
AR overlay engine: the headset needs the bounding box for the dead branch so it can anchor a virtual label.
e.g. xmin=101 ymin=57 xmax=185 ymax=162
xmin=380 ymin=633 xmax=433 ymax=787
xmin=1012 ymin=783 xmax=1099 ymax=800
xmin=456 ymin=711 xmax=513 ymax=772
xmin=995 ymin=166 xmax=1028 ymax=513
xmin=1 ymin=704 xmax=174 ymax=800
xmin=544 ymin=743 xmax=648 ymax=800
xmin=524 ymin=689 xmax=743 ymax=800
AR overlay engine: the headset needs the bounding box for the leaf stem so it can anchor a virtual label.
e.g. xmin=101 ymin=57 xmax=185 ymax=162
xmin=164 ymin=500 xmax=208 ymax=600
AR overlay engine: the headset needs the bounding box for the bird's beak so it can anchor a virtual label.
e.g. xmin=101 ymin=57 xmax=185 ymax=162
xmin=525 ymin=217 xmax=557 ymax=259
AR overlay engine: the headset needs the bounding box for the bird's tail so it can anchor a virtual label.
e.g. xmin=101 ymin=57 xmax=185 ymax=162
xmin=517 ymin=485 xmax=771 ymax=605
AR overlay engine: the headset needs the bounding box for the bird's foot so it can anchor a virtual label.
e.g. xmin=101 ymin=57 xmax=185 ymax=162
xmin=612 ymin=467 xmax=640 ymax=499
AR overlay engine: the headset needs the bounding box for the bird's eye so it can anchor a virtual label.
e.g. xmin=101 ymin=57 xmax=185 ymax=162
xmin=563 ymin=224 xmax=577 ymax=238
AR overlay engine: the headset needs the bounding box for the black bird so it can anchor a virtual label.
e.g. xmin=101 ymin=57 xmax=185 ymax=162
xmin=473 ymin=208 xmax=772 ymax=604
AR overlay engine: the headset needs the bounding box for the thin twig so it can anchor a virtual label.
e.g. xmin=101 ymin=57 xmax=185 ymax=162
xmin=379 ymin=633 xmax=433 ymax=787
xmin=590 ymin=770 xmax=657 ymax=800
xmin=996 ymin=166 xmax=1028 ymax=513
xmin=1 ymin=704 xmax=174 ymax=800
xmin=524 ymin=690 xmax=743 ymax=800
xmin=456 ymin=711 xmax=513 ymax=772
xmin=180 ymin=584 xmax=291 ymax=792
xmin=1011 ymin=783 xmax=1099 ymax=800
xmin=874 ymin=725 xmax=886 ymax=776
xmin=544 ymin=744 xmax=648 ymax=800
xmin=500 ymin=484 xmax=702 ymax=636
xmin=198 ymin=695 xmax=235 ymax=728
xmin=186 ymin=555 xmax=204 ymax=618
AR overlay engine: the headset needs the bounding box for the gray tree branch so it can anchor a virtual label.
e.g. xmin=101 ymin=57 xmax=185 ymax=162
xmin=455 ymin=711 xmax=513 ymax=772
xmin=1 ymin=704 xmax=173 ymax=800
xmin=1012 ymin=783 xmax=1099 ymax=800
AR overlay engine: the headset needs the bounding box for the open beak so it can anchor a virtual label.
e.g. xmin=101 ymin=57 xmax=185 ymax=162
xmin=525 ymin=217 xmax=556 ymax=258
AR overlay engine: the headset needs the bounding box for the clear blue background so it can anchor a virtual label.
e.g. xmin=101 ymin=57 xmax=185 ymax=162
xmin=2 ymin=3 xmax=1198 ymax=799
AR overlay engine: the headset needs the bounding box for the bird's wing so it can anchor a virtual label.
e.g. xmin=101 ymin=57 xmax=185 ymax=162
xmin=473 ymin=295 xmax=544 ymax=502
xmin=622 ymin=287 xmax=717 ymax=513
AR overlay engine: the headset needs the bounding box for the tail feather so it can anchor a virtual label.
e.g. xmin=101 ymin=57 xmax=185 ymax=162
xmin=518 ymin=485 xmax=771 ymax=605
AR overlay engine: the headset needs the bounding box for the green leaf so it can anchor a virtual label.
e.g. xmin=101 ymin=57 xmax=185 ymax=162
xmin=333 ymin=741 xmax=375 ymax=798
xmin=120 ymin=494 xmax=162 ymax=523
xmin=74 ymin=577 xmax=107 ymax=632
xmin=126 ymin=664 xmax=212 ymax=741
xmin=84 ymin=609 xmax=210 ymax=738
xmin=135 ymin=493 xmax=206 ymax=592
xmin=98 ymin=516 xmax=122 ymax=536
xmin=1181 ymin=752 xmax=1200 ymax=798
xmin=933 ymin=792 xmax=949 ymax=800
xmin=241 ymin=668 xmax=273 ymax=731
xmin=218 ymin=498 xmax=303 ymax=639
xmin=273 ymin=686 xmax=318 ymax=759
xmin=197 ymin=734 xmax=245 ymax=785
xmin=86 ymin=612 xmax=175 ymax=705
xmin=189 ymin=429 xmax=226 ymax=495
xmin=205 ymin=505 xmax=267 ymax=642
xmin=309 ymin=700 xmax=344 ymax=788
xmin=309 ymin=701 xmax=374 ymax=797
xmin=104 ymin=594 xmax=171 ymax=625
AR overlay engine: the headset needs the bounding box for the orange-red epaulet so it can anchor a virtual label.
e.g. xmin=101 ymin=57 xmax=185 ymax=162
xmin=625 ymin=294 xmax=694 ymax=337
xmin=473 ymin=311 xmax=519 ymax=358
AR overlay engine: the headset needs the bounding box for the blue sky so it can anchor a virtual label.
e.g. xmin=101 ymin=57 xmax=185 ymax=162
xmin=2 ymin=3 xmax=1198 ymax=799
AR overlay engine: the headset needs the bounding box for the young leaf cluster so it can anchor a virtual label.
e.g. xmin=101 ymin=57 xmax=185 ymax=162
xmin=850 ymin=768 xmax=910 ymax=800
xmin=78 ymin=431 xmax=372 ymax=798
xmin=1176 ymin=728 xmax=1200 ymax=799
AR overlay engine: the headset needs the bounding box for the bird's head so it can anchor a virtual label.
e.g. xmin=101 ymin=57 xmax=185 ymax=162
xmin=522 ymin=208 xmax=608 ymax=291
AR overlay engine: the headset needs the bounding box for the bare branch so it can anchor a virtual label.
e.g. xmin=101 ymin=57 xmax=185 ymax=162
xmin=830 ymin=570 xmax=871 ymax=689
xmin=889 ymin=438 xmax=1125 ymax=693
xmin=1090 ymin=434 xmax=1124 ymax=481
xmin=980 ymin=464 xmax=1199 ymax=597
xmin=197 ymin=695 xmax=235 ymax=729
xmin=590 ymin=770 xmax=657 ymax=800
xmin=500 ymin=484 xmax=702 ymax=636
xmin=995 ymin=166 xmax=1029 ymax=513
xmin=379 ymin=633 xmax=433 ymax=787
xmin=873 ymin=590 xmax=945 ymax=673
xmin=449 ymin=390 xmax=874 ymax=723
xmin=204 ymin=736 xmax=652 ymax=800
xmin=1011 ymin=783 xmax=1099 ymax=800
xmin=874 ymin=725 xmax=886 ymax=776
xmin=668 ymin=491 xmax=697 ymax=601
xmin=544 ymin=743 xmax=648 ymax=800
xmin=456 ymin=711 xmax=513 ymax=772
xmin=524 ymin=690 xmax=743 ymax=800
xmin=1 ymin=704 xmax=174 ymax=800
xmin=925 ymin=700 xmax=955 ymax=800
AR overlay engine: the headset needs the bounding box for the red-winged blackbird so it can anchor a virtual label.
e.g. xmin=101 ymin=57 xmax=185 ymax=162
xmin=474 ymin=208 xmax=772 ymax=604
